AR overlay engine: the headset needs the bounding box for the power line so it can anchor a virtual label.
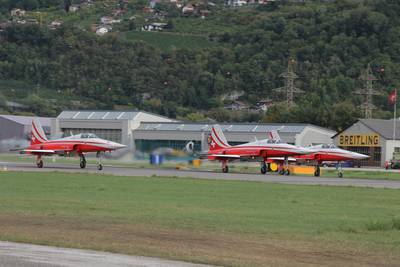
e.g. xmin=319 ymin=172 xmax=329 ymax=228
xmin=273 ymin=59 xmax=303 ymax=108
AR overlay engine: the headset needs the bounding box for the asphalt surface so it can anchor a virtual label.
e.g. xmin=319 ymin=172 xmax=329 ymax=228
xmin=0 ymin=241 xmax=211 ymax=267
xmin=1 ymin=161 xmax=400 ymax=189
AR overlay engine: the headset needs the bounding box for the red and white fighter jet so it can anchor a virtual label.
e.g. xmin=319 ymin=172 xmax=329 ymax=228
xmin=207 ymin=125 xmax=312 ymax=174
xmin=22 ymin=118 xmax=126 ymax=170
xmin=296 ymin=144 xmax=369 ymax=177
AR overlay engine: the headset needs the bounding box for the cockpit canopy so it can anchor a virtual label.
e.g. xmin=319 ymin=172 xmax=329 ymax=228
xmin=266 ymin=139 xmax=282 ymax=144
xmin=80 ymin=133 xmax=98 ymax=139
xmin=320 ymin=144 xmax=337 ymax=149
xmin=64 ymin=133 xmax=99 ymax=139
xmin=257 ymin=139 xmax=282 ymax=145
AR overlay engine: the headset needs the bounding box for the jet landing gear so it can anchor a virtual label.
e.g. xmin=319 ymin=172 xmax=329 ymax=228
xmin=96 ymin=151 xmax=103 ymax=171
xmin=337 ymin=162 xmax=343 ymax=178
xmin=278 ymin=157 xmax=290 ymax=175
xmin=261 ymin=161 xmax=267 ymax=174
xmin=36 ymin=155 xmax=43 ymax=168
xmin=222 ymin=160 xmax=229 ymax=173
xmin=79 ymin=154 xmax=86 ymax=169
xmin=314 ymin=165 xmax=320 ymax=177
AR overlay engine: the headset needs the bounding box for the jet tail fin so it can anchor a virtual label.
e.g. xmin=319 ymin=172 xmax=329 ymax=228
xmin=268 ymin=130 xmax=281 ymax=142
xmin=208 ymin=125 xmax=230 ymax=151
xmin=31 ymin=118 xmax=48 ymax=145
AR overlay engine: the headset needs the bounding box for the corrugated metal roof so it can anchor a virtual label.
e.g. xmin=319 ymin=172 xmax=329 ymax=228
xmin=0 ymin=115 xmax=52 ymax=127
xmin=359 ymin=119 xmax=400 ymax=140
xmin=137 ymin=122 xmax=316 ymax=134
xmin=58 ymin=110 xmax=140 ymax=120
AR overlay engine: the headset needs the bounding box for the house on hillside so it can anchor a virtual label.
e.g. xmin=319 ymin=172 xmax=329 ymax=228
xmin=96 ymin=27 xmax=108 ymax=35
xmin=96 ymin=24 xmax=112 ymax=35
xmin=224 ymin=101 xmax=250 ymax=111
xmin=142 ymin=22 xmax=167 ymax=31
xmin=101 ymin=16 xmax=121 ymax=25
xmin=200 ymin=9 xmax=210 ymax=18
xmin=143 ymin=7 xmax=155 ymax=13
xmin=221 ymin=90 xmax=245 ymax=101
xmin=11 ymin=9 xmax=25 ymax=17
xmin=225 ymin=0 xmax=279 ymax=6
xmin=182 ymin=4 xmax=195 ymax=15
xmin=49 ymin=20 xmax=62 ymax=30
xmin=225 ymin=0 xmax=247 ymax=7
xmin=256 ymin=98 xmax=274 ymax=111
xmin=170 ymin=0 xmax=183 ymax=8
xmin=69 ymin=5 xmax=80 ymax=12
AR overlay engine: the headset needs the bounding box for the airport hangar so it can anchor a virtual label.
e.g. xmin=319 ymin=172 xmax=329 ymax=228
xmin=50 ymin=110 xmax=336 ymax=157
xmin=333 ymin=119 xmax=400 ymax=167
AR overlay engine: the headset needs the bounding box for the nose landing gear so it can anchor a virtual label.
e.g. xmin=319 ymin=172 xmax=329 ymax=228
xmin=96 ymin=151 xmax=103 ymax=171
xmin=314 ymin=165 xmax=320 ymax=177
xmin=79 ymin=154 xmax=86 ymax=169
xmin=337 ymin=162 xmax=343 ymax=178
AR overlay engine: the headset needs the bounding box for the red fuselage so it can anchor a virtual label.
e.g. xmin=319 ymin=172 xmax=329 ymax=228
xmin=208 ymin=140 xmax=312 ymax=160
xmin=26 ymin=136 xmax=126 ymax=155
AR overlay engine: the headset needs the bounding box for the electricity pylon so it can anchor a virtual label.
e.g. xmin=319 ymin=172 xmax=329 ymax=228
xmin=355 ymin=64 xmax=381 ymax=119
xmin=273 ymin=59 xmax=303 ymax=108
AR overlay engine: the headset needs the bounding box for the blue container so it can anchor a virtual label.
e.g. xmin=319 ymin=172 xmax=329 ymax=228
xmin=150 ymin=154 xmax=164 ymax=165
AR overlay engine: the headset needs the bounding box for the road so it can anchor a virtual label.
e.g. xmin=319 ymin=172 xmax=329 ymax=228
xmin=0 ymin=241 xmax=211 ymax=267
xmin=1 ymin=161 xmax=400 ymax=189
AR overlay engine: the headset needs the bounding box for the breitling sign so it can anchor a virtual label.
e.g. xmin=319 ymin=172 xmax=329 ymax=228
xmin=339 ymin=134 xmax=380 ymax=147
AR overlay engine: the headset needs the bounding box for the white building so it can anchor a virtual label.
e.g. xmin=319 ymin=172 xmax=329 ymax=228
xmin=96 ymin=27 xmax=109 ymax=35
xmin=11 ymin=9 xmax=25 ymax=17
xmin=225 ymin=0 xmax=248 ymax=6
xmin=141 ymin=23 xmax=167 ymax=31
xmin=69 ymin=5 xmax=80 ymax=12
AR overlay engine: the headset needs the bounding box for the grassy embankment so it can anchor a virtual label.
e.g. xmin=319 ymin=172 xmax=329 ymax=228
xmin=0 ymin=171 xmax=399 ymax=266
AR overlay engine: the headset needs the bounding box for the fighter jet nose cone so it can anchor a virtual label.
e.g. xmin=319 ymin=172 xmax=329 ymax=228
xmin=352 ymin=152 xmax=369 ymax=159
xmin=114 ymin=143 xmax=126 ymax=149
xmin=106 ymin=141 xmax=126 ymax=150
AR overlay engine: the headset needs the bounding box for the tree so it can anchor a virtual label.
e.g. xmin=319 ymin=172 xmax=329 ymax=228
xmin=64 ymin=0 xmax=71 ymax=12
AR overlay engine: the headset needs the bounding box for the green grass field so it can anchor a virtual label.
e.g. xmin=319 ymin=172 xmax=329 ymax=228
xmin=0 ymin=171 xmax=399 ymax=266
xmin=124 ymin=31 xmax=214 ymax=51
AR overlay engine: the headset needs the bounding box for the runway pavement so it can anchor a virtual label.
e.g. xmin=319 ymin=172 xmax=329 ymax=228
xmin=0 ymin=241 xmax=211 ymax=267
xmin=1 ymin=161 xmax=400 ymax=189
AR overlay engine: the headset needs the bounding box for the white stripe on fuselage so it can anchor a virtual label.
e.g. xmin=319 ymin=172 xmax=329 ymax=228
xmin=44 ymin=138 xmax=116 ymax=149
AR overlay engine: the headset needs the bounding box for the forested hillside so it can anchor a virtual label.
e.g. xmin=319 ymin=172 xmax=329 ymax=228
xmin=0 ymin=0 xmax=399 ymax=131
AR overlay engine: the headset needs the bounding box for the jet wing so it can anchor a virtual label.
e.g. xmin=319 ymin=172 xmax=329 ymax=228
xmin=21 ymin=149 xmax=57 ymax=154
xmin=21 ymin=149 xmax=74 ymax=154
xmin=209 ymin=154 xmax=241 ymax=159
